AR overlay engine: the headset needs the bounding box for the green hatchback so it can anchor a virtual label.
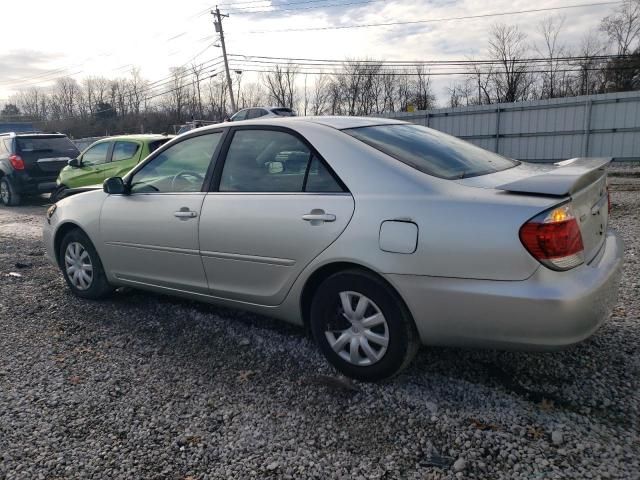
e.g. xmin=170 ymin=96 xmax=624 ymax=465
xmin=52 ymin=134 xmax=173 ymax=201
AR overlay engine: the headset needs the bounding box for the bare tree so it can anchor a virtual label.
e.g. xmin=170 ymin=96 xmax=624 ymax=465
xmin=52 ymin=77 xmax=80 ymax=118
xmin=129 ymin=68 xmax=147 ymax=116
xmin=600 ymin=0 xmax=640 ymax=91
xmin=537 ymin=16 xmax=568 ymax=98
xmin=205 ymin=77 xmax=229 ymax=121
xmin=572 ymin=31 xmax=605 ymax=95
xmin=167 ymin=67 xmax=190 ymax=122
xmin=413 ymin=65 xmax=436 ymax=110
xmin=262 ymin=64 xmax=298 ymax=108
xmin=240 ymin=82 xmax=267 ymax=109
xmin=310 ymin=74 xmax=331 ymax=115
xmin=13 ymin=88 xmax=47 ymax=120
xmin=381 ymin=71 xmax=397 ymax=112
xmin=601 ymin=0 xmax=640 ymax=56
xmin=488 ymin=23 xmax=534 ymax=103
xmin=189 ymin=63 xmax=204 ymax=118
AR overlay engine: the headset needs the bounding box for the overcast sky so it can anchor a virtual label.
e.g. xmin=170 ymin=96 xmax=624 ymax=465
xmin=0 ymin=0 xmax=617 ymax=105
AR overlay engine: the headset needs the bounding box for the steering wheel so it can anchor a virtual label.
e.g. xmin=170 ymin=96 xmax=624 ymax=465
xmin=170 ymin=171 xmax=205 ymax=191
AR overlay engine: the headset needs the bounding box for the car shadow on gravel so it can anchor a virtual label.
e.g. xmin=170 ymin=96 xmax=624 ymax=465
xmin=100 ymin=283 xmax=637 ymax=427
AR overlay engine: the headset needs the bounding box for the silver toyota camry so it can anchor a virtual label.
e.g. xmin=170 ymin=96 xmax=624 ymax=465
xmin=43 ymin=116 xmax=623 ymax=381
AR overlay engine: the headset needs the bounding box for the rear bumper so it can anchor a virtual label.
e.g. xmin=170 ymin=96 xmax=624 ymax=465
xmin=387 ymin=230 xmax=624 ymax=349
xmin=12 ymin=173 xmax=58 ymax=194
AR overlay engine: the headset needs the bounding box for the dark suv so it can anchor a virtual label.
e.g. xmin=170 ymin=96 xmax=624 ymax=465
xmin=0 ymin=132 xmax=80 ymax=206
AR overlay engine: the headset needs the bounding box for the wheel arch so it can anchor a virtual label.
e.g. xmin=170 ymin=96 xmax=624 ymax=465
xmin=53 ymin=221 xmax=86 ymax=267
xmin=299 ymin=261 xmax=416 ymax=332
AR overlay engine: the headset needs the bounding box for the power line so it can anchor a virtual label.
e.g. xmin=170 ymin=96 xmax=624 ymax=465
xmin=227 ymin=53 xmax=628 ymax=67
xmin=191 ymin=0 xmax=372 ymax=18
xmin=228 ymin=66 xmax=634 ymax=76
xmin=243 ymin=1 xmax=622 ymax=33
xmin=226 ymin=0 xmax=386 ymax=13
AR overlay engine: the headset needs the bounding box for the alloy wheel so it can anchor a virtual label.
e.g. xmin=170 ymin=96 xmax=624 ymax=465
xmin=0 ymin=182 xmax=9 ymax=203
xmin=64 ymin=242 xmax=93 ymax=290
xmin=325 ymin=291 xmax=389 ymax=366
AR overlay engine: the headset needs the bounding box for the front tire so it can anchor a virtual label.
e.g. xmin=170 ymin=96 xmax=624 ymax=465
xmin=59 ymin=229 xmax=113 ymax=299
xmin=0 ymin=177 xmax=21 ymax=206
xmin=310 ymin=269 xmax=419 ymax=382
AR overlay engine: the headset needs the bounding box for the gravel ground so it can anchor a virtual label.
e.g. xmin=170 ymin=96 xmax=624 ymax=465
xmin=0 ymin=176 xmax=638 ymax=480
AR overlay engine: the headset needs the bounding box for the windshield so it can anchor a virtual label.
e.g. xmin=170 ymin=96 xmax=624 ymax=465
xmin=17 ymin=136 xmax=79 ymax=155
xmin=344 ymin=124 xmax=518 ymax=180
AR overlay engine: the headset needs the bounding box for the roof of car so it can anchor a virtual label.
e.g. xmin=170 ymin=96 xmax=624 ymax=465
xmin=219 ymin=116 xmax=405 ymax=130
xmin=236 ymin=106 xmax=292 ymax=112
xmin=292 ymin=116 xmax=406 ymax=129
xmin=95 ymin=134 xmax=174 ymax=143
xmin=0 ymin=132 xmax=67 ymax=137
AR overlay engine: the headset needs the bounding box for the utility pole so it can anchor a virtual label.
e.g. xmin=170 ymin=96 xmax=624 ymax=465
xmin=212 ymin=7 xmax=236 ymax=113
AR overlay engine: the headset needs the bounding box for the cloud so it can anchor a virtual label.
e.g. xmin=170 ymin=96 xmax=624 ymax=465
xmin=0 ymin=50 xmax=68 ymax=95
xmin=0 ymin=0 xmax=621 ymax=105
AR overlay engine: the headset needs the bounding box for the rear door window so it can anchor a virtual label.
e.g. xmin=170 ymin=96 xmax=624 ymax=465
xmin=344 ymin=124 xmax=518 ymax=179
xmin=305 ymin=156 xmax=344 ymax=193
xmin=272 ymin=108 xmax=295 ymax=117
xmin=112 ymin=142 xmax=140 ymax=162
xmin=219 ymin=129 xmax=319 ymax=192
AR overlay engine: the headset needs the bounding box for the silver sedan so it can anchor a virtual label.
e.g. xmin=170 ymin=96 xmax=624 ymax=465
xmin=43 ymin=117 xmax=623 ymax=381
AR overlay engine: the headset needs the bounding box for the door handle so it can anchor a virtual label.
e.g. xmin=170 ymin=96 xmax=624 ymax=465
xmin=302 ymin=210 xmax=336 ymax=224
xmin=174 ymin=210 xmax=198 ymax=219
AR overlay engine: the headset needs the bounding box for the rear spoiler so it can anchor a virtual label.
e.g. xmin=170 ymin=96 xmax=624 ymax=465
xmin=496 ymin=157 xmax=612 ymax=197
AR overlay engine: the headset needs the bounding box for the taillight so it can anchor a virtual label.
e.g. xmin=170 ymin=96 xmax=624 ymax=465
xmin=9 ymin=154 xmax=25 ymax=170
xmin=519 ymin=204 xmax=584 ymax=271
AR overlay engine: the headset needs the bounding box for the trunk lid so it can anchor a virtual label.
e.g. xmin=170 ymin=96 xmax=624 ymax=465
xmin=455 ymin=158 xmax=612 ymax=264
xmin=16 ymin=135 xmax=80 ymax=178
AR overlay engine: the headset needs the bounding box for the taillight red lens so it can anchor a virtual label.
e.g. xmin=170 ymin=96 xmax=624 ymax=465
xmin=9 ymin=154 xmax=25 ymax=170
xmin=519 ymin=204 xmax=584 ymax=271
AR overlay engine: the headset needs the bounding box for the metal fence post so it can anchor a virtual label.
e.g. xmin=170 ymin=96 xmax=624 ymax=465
xmin=582 ymin=99 xmax=593 ymax=157
xmin=495 ymin=107 xmax=501 ymax=153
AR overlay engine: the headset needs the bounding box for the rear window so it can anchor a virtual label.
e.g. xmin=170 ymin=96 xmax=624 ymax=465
xmin=149 ymin=139 xmax=171 ymax=153
xmin=17 ymin=136 xmax=79 ymax=156
xmin=272 ymin=108 xmax=295 ymax=117
xmin=344 ymin=124 xmax=518 ymax=180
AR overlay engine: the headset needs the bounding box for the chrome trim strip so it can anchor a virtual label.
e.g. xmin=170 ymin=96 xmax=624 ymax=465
xmin=105 ymin=241 xmax=294 ymax=266
xmin=200 ymin=250 xmax=295 ymax=266
xmin=105 ymin=241 xmax=199 ymax=256
xmin=37 ymin=157 xmax=72 ymax=163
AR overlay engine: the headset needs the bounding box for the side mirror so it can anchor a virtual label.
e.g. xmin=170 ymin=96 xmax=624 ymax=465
xmin=68 ymin=158 xmax=80 ymax=168
xmin=103 ymin=177 xmax=126 ymax=195
xmin=267 ymin=161 xmax=284 ymax=174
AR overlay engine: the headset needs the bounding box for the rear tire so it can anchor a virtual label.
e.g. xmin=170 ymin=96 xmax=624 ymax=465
xmin=59 ymin=229 xmax=113 ymax=299
xmin=50 ymin=186 xmax=67 ymax=203
xmin=0 ymin=177 xmax=21 ymax=206
xmin=310 ymin=269 xmax=419 ymax=382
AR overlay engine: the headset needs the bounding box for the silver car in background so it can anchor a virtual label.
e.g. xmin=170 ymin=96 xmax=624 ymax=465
xmin=43 ymin=117 xmax=623 ymax=381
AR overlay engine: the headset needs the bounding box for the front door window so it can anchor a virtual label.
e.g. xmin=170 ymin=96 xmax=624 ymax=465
xmin=130 ymin=133 xmax=223 ymax=193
